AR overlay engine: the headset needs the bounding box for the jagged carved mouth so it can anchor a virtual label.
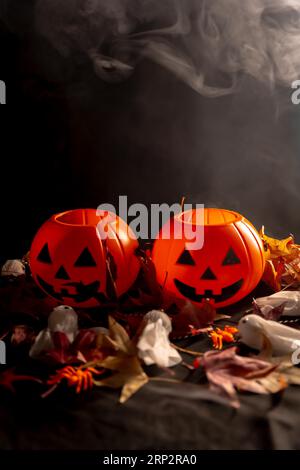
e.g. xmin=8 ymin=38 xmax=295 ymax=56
xmin=174 ymin=278 xmax=243 ymax=303
xmin=36 ymin=275 xmax=106 ymax=303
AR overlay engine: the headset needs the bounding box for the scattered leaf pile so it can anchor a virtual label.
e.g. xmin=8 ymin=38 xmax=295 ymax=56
xmin=1 ymin=233 xmax=300 ymax=408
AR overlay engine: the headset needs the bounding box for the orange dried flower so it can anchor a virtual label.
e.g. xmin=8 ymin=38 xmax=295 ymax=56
xmin=48 ymin=365 xmax=103 ymax=394
xmin=209 ymin=325 xmax=238 ymax=350
xmin=224 ymin=325 xmax=238 ymax=335
xmin=209 ymin=330 xmax=223 ymax=350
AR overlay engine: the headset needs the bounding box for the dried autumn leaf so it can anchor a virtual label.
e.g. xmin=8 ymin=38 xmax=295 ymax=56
xmin=262 ymin=259 xmax=281 ymax=291
xmin=266 ymin=355 xmax=300 ymax=386
xmin=281 ymin=251 xmax=300 ymax=287
xmin=260 ymin=228 xmax=300 ymax=290
xmin=250 ymin=371 xmax=287 ymax=393
xmin=96 ymin=330 xmax=116 ymax=350
xmin=240 ymin=332 xmax=300 ymax=395
xmin=202 ymin=347 xmax=279 ymax=408
xmin=93 ymin=317 xmax=149 ymax=403
xmin=95 ymin=355 xmax=148 ymax=403
xmin=215 ymin=313 xmax=231 ymax=322
xmin=260 ymin=228 xmax=294 ymax=259
xmin=0 ymin=276 xmax=57 ymax=317
xmin=168 ymin=299 xmax=216 ymax=339
xmin=45 ymin=332 xmax=77 ymax=365
xmin=120 ymin=371 xmax=148 ymax=403
xmin=253 ymin=298 xmax=286 ymax=321
xmin=248 ymin=352 xmax=300 ymax=393
xmin=108 ymin=316 xmax=135 ymax=355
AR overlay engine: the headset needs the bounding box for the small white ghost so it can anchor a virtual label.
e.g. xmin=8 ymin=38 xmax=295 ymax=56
xmin=238 ymin=314 xmax=300 ymax=356
xmin=1 ymin=259 xmax=25 ymax=277
xmin=30 ymin=305 xmax=78 ymax=358
xmin=47 ymin=305 xmax=78 ymax=342
xmin=29 ymin=329 xmax=53 ymax=359
xmin=137 ymin=310 xmax=182 ymax=368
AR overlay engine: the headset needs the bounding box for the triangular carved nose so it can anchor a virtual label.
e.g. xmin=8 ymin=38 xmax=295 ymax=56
xmin=200 ymin=267 xmax=217 ymax=280
xmin=55 ymin=266 xmax=70 ymax=280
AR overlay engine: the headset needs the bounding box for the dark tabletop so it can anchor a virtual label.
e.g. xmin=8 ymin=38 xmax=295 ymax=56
xmin=0 ymin=280 xmax=299 ymax=451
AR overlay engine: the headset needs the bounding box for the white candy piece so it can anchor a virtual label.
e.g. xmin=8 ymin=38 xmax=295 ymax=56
xmin=1 ymin=259 xmax=25 ymax=277
xmin=238 ymin=314 xmax=300 ymax=356
xmin=255 ymin=291 xmax=300 ymax=317
xmin=137 ymin=310 xmax=181 ymax=368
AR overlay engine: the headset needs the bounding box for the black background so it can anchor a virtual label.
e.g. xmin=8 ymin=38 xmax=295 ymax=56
xmin=1 ymin=1 xmax=300 ymax=263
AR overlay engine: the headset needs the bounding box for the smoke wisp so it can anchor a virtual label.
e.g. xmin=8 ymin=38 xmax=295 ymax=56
xmin=27 ymin=0 xmax=300 ymax=96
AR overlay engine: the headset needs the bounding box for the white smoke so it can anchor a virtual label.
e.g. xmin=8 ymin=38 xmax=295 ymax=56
xmin=29 ymin=0 xmax=300 ymax=95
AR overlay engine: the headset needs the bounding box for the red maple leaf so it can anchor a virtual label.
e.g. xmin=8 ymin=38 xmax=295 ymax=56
xmin=0 ymin=368 xmax=42 ymax=393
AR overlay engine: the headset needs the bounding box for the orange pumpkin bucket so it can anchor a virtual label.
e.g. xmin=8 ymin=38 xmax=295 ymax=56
xmin=152 ymin=208 xmax=265 ymax=309
xmin=29 ymin=209 xmax=140 ymax=308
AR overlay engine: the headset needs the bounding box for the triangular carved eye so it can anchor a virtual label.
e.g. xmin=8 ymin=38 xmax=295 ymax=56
xmin=37 ymin=243 xmax=52 ymax=264
xmin=176 ymin=249 xmax=195 ymax=266
xmin=74 ymin=247 xmax=97 ymax=267
xmin=222 ymin=248 xmax=241 ymax=266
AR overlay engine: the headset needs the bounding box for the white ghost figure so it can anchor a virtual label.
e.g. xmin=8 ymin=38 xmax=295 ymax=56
xmin=30 ymin=305 xmax=78 ymax=358
xmin=29 ymin=329 xmax=53 ymax=359
xmin=1 ymin=259 xmax=25 ymax=277
xmin=47 ymin=305 xmax=78 ymax=342
xmin=137 ymin=310 xmax=182 ymax=368
xmin=238 ymin=314 xmax=300 ymax=356
xmin=255 ymin=291 xmax=300 ymax=317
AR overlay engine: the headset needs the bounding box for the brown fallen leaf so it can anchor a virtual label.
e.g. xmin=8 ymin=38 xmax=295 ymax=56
xmin=255 ymin=332 xmax=300 ymax=386
xmin=166 ymin=299 xmax=216 ymax=339
xmin=94 ymin=355 xmax=148 ymax=403
xmin=251 ymin=371 xmax=288 ymax=393
xmin=279 ymin=362 xmax=300 ymax=385
xmin=259 ymin=227 xmax=294 ymax=259
xmin=281 ymin=252 xmax=300 ymax=287
xmin=106 ymin=316 xmax=136 ymax=355
xmin=247 ymin=334 xmax=300 ymax=396
xmin=214 ymin=313 xmax=231 ymax=322
xmin=201 ymin=347 xmax=280 ymax=408
xmin=262 ymin=259 xmax=282 ymax=292
xmin=252 ymin=299 xmax=286 ymax=321
xmin=248 ymin=355 xmax=300 ymax=395
xmin=260 ymin=228 xmax=300 ymax=290
xmin=93 ymin=317 xmax=148 ymax=403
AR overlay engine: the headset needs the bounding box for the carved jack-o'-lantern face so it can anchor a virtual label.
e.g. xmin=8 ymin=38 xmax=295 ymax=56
xmin=152 ymin=208 xmax=265 ymax=309
xmin=30 ymin=209 xmax=140 ymax=308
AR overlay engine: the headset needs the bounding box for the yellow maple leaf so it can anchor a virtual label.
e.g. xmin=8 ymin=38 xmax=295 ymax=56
xmin=92 ymin=317 xmax=148 ymax=403
xmin=259 ymin=226 xmax=294 ymax=259
xmin=262 ymin=259 xmax=281 ymax=291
